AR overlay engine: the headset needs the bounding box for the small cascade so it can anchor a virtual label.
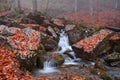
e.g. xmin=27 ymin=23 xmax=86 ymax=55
xmin=57 ymin=30 xmax=81 ymax=65
xmin=40 ymin=30 xmax=80 ymax=74
xmin=57 ymin=29 xmax=72 ymax=53
xmin=40 ymin=61 xmax=58 ymax=74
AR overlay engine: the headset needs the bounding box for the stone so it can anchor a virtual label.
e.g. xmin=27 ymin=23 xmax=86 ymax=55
xmin=98 ymin=71 xmax=112 ymax=80
xmin=104 ymin=52 xmax=120 ymax=67
xmin=51 ymin=18 xmax=64 ymax=26
xmin=94 ymin=61 xmax=107 ymax=70
xmin=41 ymin=33 xmax=57 ymax=51
xmin=52 ymin=53 xmax=65 ymax=65
xmin=7 ymin=27 xmax=41 ymax=56
xmin=72 ymin=29 xmax=113 ymax=60
xmin=66 ymin=24 xmax=88 ymax=44
xmin=47 ymin=26 xmax=58 ymax=38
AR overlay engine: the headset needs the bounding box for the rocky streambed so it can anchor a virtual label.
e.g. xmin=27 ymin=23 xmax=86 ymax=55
xmin=0 ymin=11 xmax=120 ymax=80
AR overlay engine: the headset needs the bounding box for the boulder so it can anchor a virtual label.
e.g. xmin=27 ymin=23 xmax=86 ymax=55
xmin=104 ymin=52 xmax=120 ymax=67
xmin=66 ymin=24 xmax=90 ymax=44
xmin=7 ymin=27 xmax=41 ymax=56
xmin=47 ymin=26 xmax=58 ymax=38
xmin=72 ymin=29 xmax=113 ymax=60
xmin=51 ymin=18 xmax=64 ymax=27
xmin=41 ymin=33 xmax=57 ymax=51
xmin=43 ymin=52 xmax=65 ymax=66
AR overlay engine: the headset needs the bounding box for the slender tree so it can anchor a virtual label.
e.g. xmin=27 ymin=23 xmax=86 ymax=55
xmin=115 ymin=0 xmax=118 ymax=9
xmin=74 ymin=0 xmax=78 ymax=21
xmin=17 ymin=0 xmax=21 ymax=12
xmin=89 ymin=0 xmax=93 ymax=16
xmin=74 ymin=0 xmax=78 ymax=14
xmin=32 ymin=0 xmax=37 ymax=12
xmin=45 ymin=0 xmax=50 ymax=14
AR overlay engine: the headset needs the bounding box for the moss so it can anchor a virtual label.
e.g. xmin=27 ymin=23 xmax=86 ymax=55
xmin=95 ymin=61 xmax=106 ymax=70
xmin=39 ymin=44 xmax=47 ymax=54
xmin=99 ymin=71 xmax=112 ymax=80
xmin=36 ymin=56 xmax=44 ymax=68
xmin=54 ymin=54 xmax=65 ymax=65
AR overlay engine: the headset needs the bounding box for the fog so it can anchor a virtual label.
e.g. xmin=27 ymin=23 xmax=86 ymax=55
xmin=0 ymin=0 xmax=120 ymax=25
xmin=11 ymin=0 xmax=120 ymax=16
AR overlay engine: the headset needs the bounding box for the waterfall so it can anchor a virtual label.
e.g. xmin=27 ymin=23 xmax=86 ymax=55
xmin=57 ymin=29 xmax=72 ymax=53
xmin=57 ymin=30 xmax=81 ymax=65
xmin=40 ymin=61 xmax=58 ymax=74
xmin=40 ymin=30 xmax=80 ymax=74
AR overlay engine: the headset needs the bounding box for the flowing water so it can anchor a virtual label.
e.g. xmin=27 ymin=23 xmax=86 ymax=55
xmin=57 ymin=30 xmax=81 ymax=65
xmin=40 ymin=30 xmax=81 ymax=74
xmin=40 ymin=61 xmax=58 ymax=74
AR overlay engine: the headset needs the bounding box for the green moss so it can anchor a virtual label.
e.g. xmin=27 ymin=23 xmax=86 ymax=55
xmin=95 ymin=62 xmax=106 ymax=70
xmin=36 ymin=56 xmax=44 ymax=68
xmin=99 ymin=71 xmax=112 ymax=80
xmin=55 ymin=54 xmax=64 ymax=65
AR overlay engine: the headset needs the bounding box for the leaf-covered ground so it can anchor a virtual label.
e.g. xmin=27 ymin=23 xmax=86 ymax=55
xmin=58 ymin=9 xmax=120 ymax=28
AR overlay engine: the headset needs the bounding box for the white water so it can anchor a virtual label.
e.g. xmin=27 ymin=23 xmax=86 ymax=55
xmin=40 ymin=61 xmax=58 ymax=74
xmin=58 ymin=30 xmax=81 ymax=65
xmin=40 ymin=30 xmax=80 ymax=74
xmin=57 ymin=30 xmax=72 ymax=53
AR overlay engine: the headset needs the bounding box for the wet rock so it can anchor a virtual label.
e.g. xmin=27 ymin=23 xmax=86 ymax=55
xmin=98 ymin=71 xmax=112 ymax=80
xmin=72 ymin=29 xmax=113 ymax=60
xmin=47 ymin=26 xmax=58 ymax=38
xmin=51 ymin=18 xmax=64 ymax=27
xmin=65 ymin=24 xmax=76 ymax=31
xmin=109 ymin=39 xmax=120 ymax=53
xmin=52 ymin=53 xmax=65 ymax=65
xmin=104 ymin=52 xmax=120 ymax=67
xmin=16 ymin=52 xmax=43 ymax=71
xmin=41 ymin=33 xmax=57 ymax=51
xmin=94 ymin=61 xmax=107 ymax=70
xmin=66 ymin=24 xmax=88 ymax=44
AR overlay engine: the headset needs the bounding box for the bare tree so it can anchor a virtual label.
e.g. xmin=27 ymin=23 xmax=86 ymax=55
xmin=115 ymin=0 xmax=118 ymax=9
xmin=17 ymin=0 xmax=21 ymax=12
xmin=89 ymin=0 xmax=93 ymax=16
xmin=74 ymin=0 xmax=78 ymax=14
xmin=45 ymin=0 xmax=50 ymax=14
xmin=32 ymin=0 xmax=37 ymax=12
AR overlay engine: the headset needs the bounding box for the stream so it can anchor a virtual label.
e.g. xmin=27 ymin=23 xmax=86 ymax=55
xmin=32 ymin=30 xmax=120 ymax=80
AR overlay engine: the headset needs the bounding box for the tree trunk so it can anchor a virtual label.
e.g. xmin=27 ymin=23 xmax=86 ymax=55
xmin=74 ymin=0 xmax=77 ymax=14
xmin=45 ymin=0 xmax=50 ymax=15
xmin=89 ymin=0 xmax=93 ymax=16
xmin=74 ymin=0 xmax=77 ymax=21
xmin=32 ymin=0 xmax=37 ymax=12
xmin=17 ymin=0 xmax=21 ymax=12
xmin=115 ymin=0 xmax=118 ymax=9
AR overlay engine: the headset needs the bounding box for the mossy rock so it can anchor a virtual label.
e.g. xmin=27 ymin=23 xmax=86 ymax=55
xmin=52 ymin=53 xmax=65 ymax=66
xmin=95 ymin=61 xmax=107 ymax=71
xmin=16 ymin=52 xmax=44 ymax=71
xmin=36 ymin=56 xmax=44 ymax=68
xmin=99 ymin=71 xmax=112 ymax=80
xmin=41 ymin=37 xmax=57 ymax=51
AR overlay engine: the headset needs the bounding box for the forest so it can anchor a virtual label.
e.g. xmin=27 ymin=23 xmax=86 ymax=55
xmin=0 ymin=0 xmax=120 ymax=80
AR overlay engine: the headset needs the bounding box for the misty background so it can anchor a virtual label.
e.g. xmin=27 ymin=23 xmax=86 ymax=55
xmin=6 ymin=0 xmax=120 ymax=16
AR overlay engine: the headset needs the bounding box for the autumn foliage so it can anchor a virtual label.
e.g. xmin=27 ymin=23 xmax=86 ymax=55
xmin=0 ymin=45 xmax=31 ymax=80
xmin=58 ymin=10 xmax=120 ymax=28
xmin=75 ymin=29 xmax=112 ymax=51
